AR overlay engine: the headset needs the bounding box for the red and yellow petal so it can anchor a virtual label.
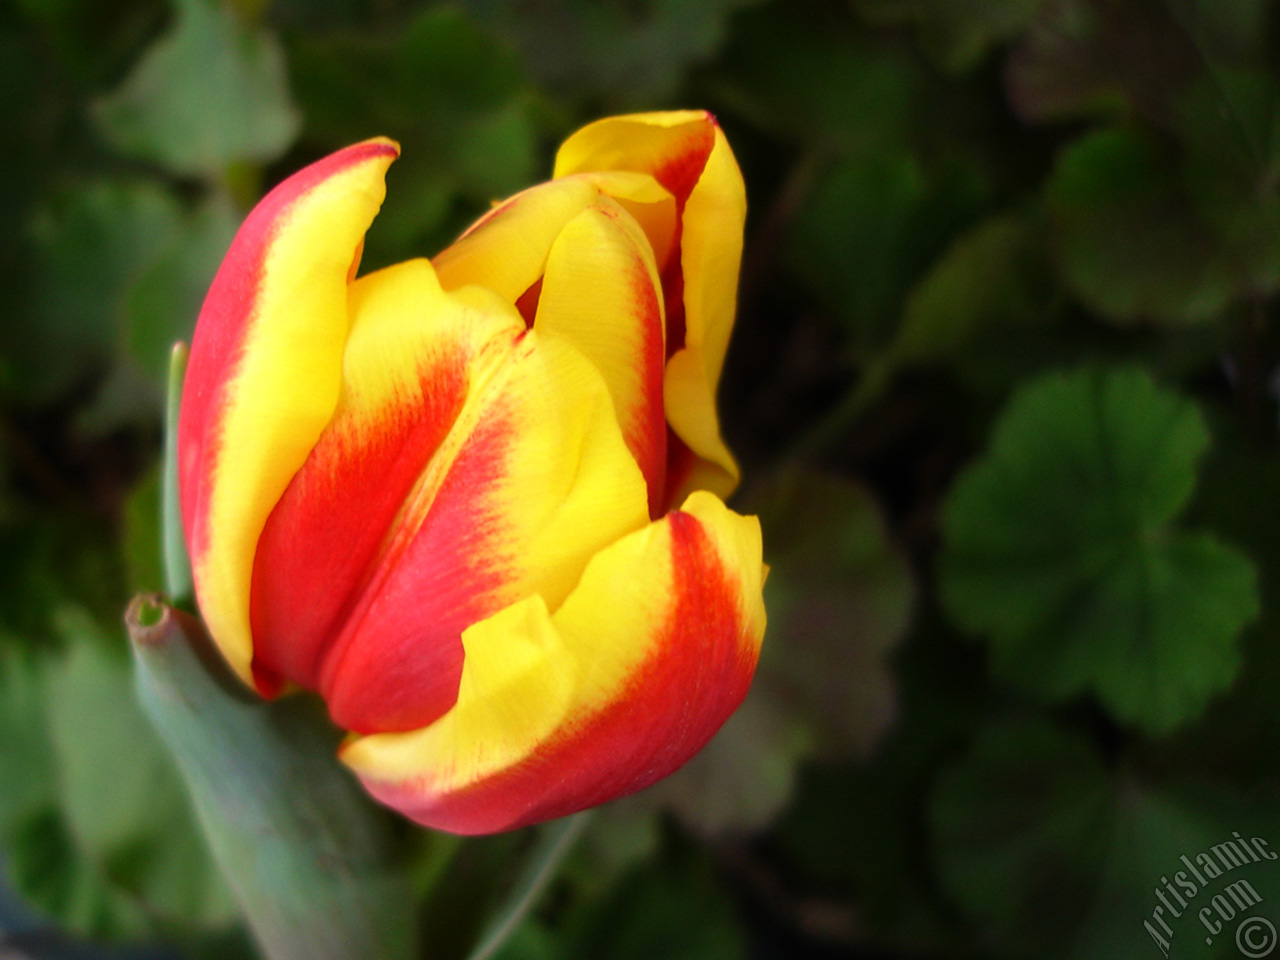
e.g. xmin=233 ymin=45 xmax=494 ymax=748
xmin=432 ymin=173 xmax=676 ymax=303
xmin=264 ymin=313 xmax=650 ymax=735
xmin=179 ymin=138 xmax=398 ymax=684
xmin=248 ymin=259 xmax=524 ymax=701
xmin=554 ymin=112 xmax=746 ymax=505
xmin=534 ymin=199 xmax=667 ymax=512
xmin=554 ymin=111 xmax=718 ymax=213
xmin=340 ymin=491 xmax=767 ymax=835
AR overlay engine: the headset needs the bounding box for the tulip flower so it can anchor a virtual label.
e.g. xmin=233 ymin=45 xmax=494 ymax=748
xmin=178 ymin=111 xmax=766 ymax=835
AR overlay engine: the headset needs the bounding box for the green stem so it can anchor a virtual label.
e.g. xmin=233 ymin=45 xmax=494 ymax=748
xmin=127 ymin=596 xmax=419 ymax=960
xmin=465 ymin=811 xmax=593 ymax=960
xmin=163 ymin=343 xmax=193 ymax=604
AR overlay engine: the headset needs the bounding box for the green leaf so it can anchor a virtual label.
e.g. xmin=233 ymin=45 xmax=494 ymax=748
xmin=940 ymin=366 xmax=1259 ymax=732
xmin=889 ymin=211 xmax=1049 ymax=366
xmin=459 ymin=0 xmax=757 ymax=104
xmin=930 ymin=720 xmax=1113 ymax=955
xmin=0 ymin=647 xmax=56 ymax=841
xmin=94 ymin=0 xmax=300 ymax=178
xmin=128 ymin=597 xmax=418 ymax=960
xmin=714 ymin=4 xmax=918 ymax=150
xmin=931 ymin=719 xmax=1280 ymax=960
xmin=13 ymin=179 xmax=182 ymax=403
xmin=1046 ymin=128 xmax=1235 ymax=325
xmin=128 ymin=192 xmax=239 ymax=378
xmin=164 ymin=343 xmax=194 ymax=603
xmin=853 ymin=0 xmax=1043 ymax=73
xmin=44 ymin=606 xmax=238 ymax=932
xmin=755 ymin=471 xmax=914 ymax=758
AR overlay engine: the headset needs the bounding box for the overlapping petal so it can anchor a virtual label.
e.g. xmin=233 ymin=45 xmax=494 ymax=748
xmin=432 ymin=173 xmax=675 ymax=302
xmin=248 ymin=260 xmax=522 ymax=702
xmin=252 ymin=259 xmax=650 ymax=733
xmin=179 ymin=138 xmax=398 ymax=684
xmin=341 ymin=491 xmax=766 ymax=835
xmin=318 ymin=326 xmax=649 ymax=735
xmin=554 ymin=112 xmax=746 ymax=505
xmin=533 ymin=199 xmax=668 ymax=512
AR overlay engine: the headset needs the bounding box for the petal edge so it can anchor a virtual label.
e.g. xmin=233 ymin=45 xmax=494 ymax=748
xmin=180 ymin=138 xmax=398 ymax=684
xmin=342 ymin=491 xmax=766 ymax=834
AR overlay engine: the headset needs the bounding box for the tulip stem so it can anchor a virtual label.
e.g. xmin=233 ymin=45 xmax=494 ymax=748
xmin=163 ymin=343 xmax=193 ymax=605
xmin=127 ymin=596 xmax=419 ymax=960
xmin=464 ymin=811 xmax=593 ymax=960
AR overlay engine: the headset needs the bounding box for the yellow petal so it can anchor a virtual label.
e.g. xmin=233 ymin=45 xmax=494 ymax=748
xmin=180 ymin=139 xmax=398 ymax=684
xmin=535 ymin=198 xmax=668 ymax=510
xmin=433 ymin=172 xmax=676 ymax=302
xmin=433 ymin=177 xmax=598 ymax=300
xmin=664 ymin=348 xmax=739 ymax=502
xmin=554 ymin=112 xmax=746 ymax=500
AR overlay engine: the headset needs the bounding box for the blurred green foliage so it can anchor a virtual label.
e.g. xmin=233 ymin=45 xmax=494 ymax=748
xmin=941 ymin=366 xmax=1257 ymax=732
xmin=1 ymin=0 xmax=1278 ymax=957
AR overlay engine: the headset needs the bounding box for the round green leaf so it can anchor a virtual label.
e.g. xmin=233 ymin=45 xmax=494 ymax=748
xmin=853 ymin=0 xmax=1043 ymax=74
xmin=128 ymin=192 xmax=239 ymax=378
xmin=932 ymin=719 xmax=1280 ymax=960
xmin=14 ymin=179 xmax=182 ymax=403
xmin=940 ymin=366 xmax=1259 ymax=732
xmin=93 ymin=0 xmax=300 ymax=178
xmin=930 ymin=720 xmax=1113 ymax=955
xmin=1046 ymin=128 xmax=1235 ymax=325
xmin=0 ymin=647 xmax=56 ymax=841
xmin=889 ymin=211 xmax=1049 ymax=366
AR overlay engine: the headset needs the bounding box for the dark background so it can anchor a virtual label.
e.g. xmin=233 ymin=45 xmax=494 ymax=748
xmin=2 ymin=0 xmax=1279 ymax=958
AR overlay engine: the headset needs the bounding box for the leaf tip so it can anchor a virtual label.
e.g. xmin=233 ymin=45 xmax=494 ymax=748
xmin=126 ymin=593 xmax=173 ymax=646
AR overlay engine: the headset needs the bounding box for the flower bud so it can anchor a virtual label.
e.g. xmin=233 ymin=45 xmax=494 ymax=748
xmin=179 ymin=112 xmax=766 ymax=834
